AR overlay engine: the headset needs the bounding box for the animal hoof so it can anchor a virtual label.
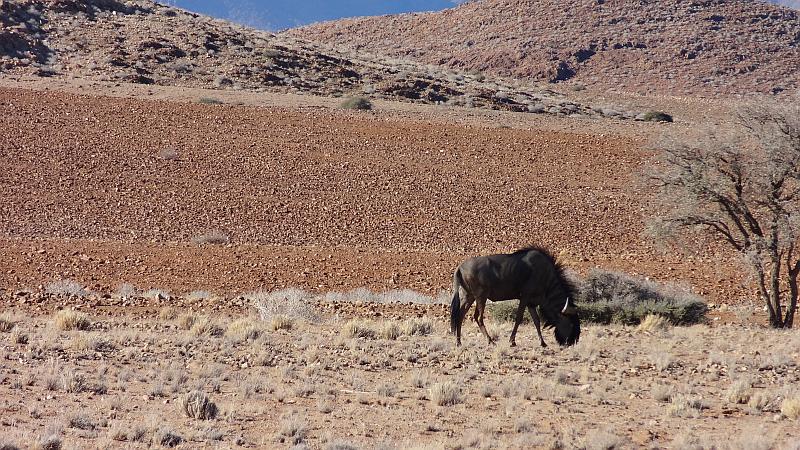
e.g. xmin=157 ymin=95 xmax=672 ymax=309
xmin=540 ymin=342 xmax=547 ymax=348
xmin=510 ymin=341 xmax=517 ymax=347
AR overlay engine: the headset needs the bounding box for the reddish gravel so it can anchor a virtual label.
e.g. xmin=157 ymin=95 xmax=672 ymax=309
xmin=0 ymin=87 xmax=747 ymax=303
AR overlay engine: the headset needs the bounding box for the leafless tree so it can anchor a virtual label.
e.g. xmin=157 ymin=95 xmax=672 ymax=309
xmin=647 ymin=102 xmax=800 ymax=328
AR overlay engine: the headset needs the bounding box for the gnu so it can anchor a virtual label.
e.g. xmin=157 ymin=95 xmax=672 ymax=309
xmin=450 ymin=246 xmax=580 ymax=347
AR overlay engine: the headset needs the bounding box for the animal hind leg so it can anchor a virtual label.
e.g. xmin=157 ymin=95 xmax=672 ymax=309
xmin=475 ymin=298 xmax=494 ymax=345
xmin=509 ymin=301 xmax=526 ymax=347
xmin=456 ymin=297 xmax=475 ymax=345
xmin=526 ymin=305 xmax=547 ymax=348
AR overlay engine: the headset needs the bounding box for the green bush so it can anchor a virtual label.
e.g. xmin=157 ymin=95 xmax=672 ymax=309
xmin=579 ymin=269 xmax=707 ymax=325
xmin=643 ymin=111 xmax=673 ymax=122
xmin=339 ymin=96 xmax=372 ymax=110
xmin=486 ymin=269 xmax=707 ymax=326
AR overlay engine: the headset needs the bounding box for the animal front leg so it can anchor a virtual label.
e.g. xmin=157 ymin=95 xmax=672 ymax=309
xmin=475 ymin=298 xmax=494 ymax=345
xmin=509 ymin=301 xmax=526 ymax=347
xmin=527 ymin=305 xmax=547 ymax=348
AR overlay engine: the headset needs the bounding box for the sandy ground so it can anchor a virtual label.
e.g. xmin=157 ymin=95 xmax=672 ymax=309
xmin=0 ymin=296 xmax=799 ymax=449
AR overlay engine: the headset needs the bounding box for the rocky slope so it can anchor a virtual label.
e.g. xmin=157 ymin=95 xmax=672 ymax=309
xmin=289 ymin=0 xmax=800 ymax=97
xmin=0 ymin=0 xmax=640 ymax=118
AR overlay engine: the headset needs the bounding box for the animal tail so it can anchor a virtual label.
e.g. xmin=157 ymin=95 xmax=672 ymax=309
xmin=450 ymin=268 xmax=464 ymax=334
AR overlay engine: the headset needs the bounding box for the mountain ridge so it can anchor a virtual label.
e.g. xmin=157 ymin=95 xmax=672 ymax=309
xmin=288 ymin=0 xmax=800 ymax=96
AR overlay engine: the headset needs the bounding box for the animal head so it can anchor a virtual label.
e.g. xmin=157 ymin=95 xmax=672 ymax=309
xmin=554 ymin=297 xmax=580 ymax=346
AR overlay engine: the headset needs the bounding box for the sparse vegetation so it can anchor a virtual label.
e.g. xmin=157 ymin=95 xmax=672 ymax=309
xmin=339 ymin=96 xmax=372 ymax=110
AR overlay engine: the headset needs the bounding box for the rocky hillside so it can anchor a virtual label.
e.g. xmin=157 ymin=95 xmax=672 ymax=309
xmin=0 ymin=0 xmax=646 ymax=119
xmin=289 ymin=0 xmax=800 ymax=97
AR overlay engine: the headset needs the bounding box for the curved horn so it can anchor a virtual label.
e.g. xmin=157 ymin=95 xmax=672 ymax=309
xmin=562 ymin=298 xmax=570 ymax=314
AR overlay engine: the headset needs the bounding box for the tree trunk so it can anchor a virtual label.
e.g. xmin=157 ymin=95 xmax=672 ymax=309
xmin=769 ymin=247 xmax=784 ymax=328
xmin=787 ymin=263 xmax=799 ymax=328
xmin=752 ymin=257 xmax=784 ymax=327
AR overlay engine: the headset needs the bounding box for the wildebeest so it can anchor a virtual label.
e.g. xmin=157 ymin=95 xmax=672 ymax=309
xmin=450 ymin=246 xmax=580 ymax=347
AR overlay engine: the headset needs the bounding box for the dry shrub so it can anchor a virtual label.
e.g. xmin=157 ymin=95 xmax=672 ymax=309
xmin=54 ymin=310 xmax=90 ymax=331
xmin=584 ymin=429 xmax=625 ymax=450
xmin=403 ymin=317 xmax=434 ymax=336
xmin=182 ymin=390 xmax=218 ymax=420
xmin=251 ymin=289 xmax=318 ymax=324
xmin=781 ymin=396 xmax=800 ymax=419
xmin=748 ymin=392 xmax=772 ymax=412
xmin=429 ymin=381 xmax=463 ymax=406
xmin=62 ymin=371 xmax=86 ymax=393
xmin=636 ymin=314 xmax=672 ymax=332
xmin=142 ymin=288 xmax=170 ymax=300
xmin=155 ymin=426 xmax=182 ymax=447
xmin=652 ymin=384 xmax=673 ymax=402
xmin=45 ymin=279 xmax=88 ymax=297
xmin=116 ymin=283 xmax=137 ymax=298
xmin=342 ymin=319 xmax=376 ymax=339
xmin=339 ymin=96 xmax=372 ymax=110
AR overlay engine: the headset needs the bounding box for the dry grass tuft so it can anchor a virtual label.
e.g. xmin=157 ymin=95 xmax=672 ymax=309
xmin=54 ymin=310 xmax=91 ymax=331
xmin=270 ymin=315 xmax=294 ymax=331
xmin=636 ymin=314 xmax=672 ymax=332
xmin=189 ymin=316 xmax=223 ymax=337
xmin=726 ymin=379 xmax=752 ymax=404
xmin=277 ymin=413 xmax=307 ymax=445
xmin=342 ymin=319 xmax=376 ymax=339
xmin=177 ymin=313 xmax=197 ymax=330
xmin=781 ymin=396 xmax=800 ymax=420
xmin=667 ymin=394 xmax=705 ymax=418
xmin=403 ymin=317 xmax=434 ymax=336
xmin=158 ymin=307 xmax=178 ymax=321
xmin=429 ymin=381 xmax=463 ymax=406
xmin=226 ymin=318 xmax=263 ymax=342
xmin=378 ymin=321 xmax=401 ymax=340
xmin=182 ymin=390 xmax=218 ymax=420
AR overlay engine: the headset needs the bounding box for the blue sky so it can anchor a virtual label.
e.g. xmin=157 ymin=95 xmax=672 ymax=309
xmin=167 ymin=0 xmax=463 ymax=31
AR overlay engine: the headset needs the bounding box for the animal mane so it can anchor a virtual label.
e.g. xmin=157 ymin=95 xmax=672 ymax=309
xmin=512 ymin=245 xmax=578 ymax=302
